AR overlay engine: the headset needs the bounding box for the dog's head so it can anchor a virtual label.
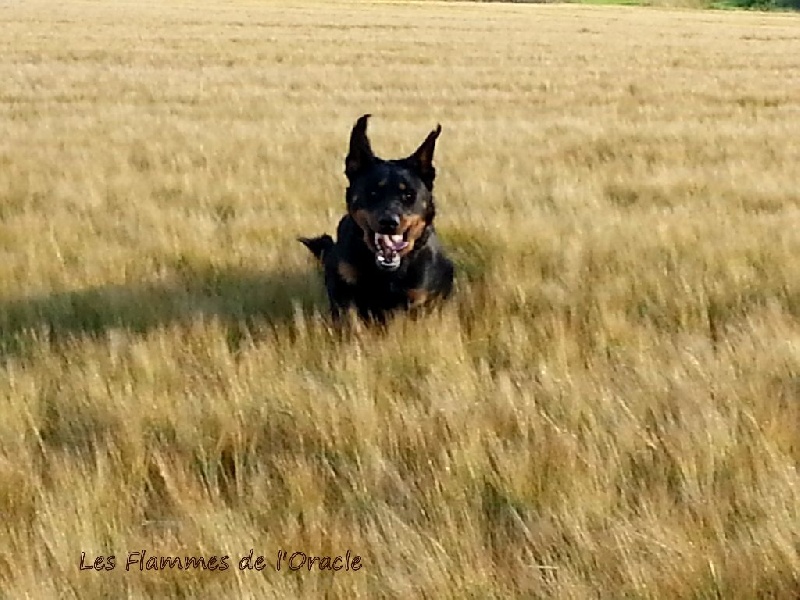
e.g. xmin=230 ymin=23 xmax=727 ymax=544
xmin=343 ymin=114 xmax=442 ymax=271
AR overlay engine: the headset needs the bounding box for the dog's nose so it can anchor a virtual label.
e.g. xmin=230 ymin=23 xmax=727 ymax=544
xmin=377 ymin=214 xmax=401 ymax=232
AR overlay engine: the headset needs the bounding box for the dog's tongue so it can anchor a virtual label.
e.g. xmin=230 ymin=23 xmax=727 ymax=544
xmin=374 ymin=233 xmax=405 ymax=270
xmin=375 ymin=233 xmax=408 ymax=252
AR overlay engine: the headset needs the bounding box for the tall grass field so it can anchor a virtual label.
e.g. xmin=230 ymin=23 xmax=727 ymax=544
xmin=1 ymin=1 xmax=798 ymax=597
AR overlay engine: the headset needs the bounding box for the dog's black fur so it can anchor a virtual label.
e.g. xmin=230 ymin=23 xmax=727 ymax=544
xmin=299 ymin=114 xmax=455 ymax=324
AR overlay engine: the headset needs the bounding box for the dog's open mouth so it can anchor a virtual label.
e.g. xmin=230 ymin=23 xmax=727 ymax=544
xmin=373 ymin=232 xmax=409 ymax=270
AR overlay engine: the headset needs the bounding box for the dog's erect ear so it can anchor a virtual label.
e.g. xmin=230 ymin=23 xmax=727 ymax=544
xmin=404 ymin=124 xmax=442 ymax=190
xmin=345 ymin=114 xmax=375 ymax=182
xmin=298 ymin=234 xmax=334 ymax=262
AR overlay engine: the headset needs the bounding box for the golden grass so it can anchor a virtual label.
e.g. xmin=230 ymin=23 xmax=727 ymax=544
xmin=1 ymin=0 xmax=799 ymax=597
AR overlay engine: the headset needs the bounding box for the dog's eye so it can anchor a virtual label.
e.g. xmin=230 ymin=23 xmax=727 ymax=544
xmin=402 ymin=190 xmax=416 ymax=205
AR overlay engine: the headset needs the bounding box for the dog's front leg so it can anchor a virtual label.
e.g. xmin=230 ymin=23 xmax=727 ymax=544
xmin=327 ymin=288 xmax=354 ymax=324
xmin=324 ymin=270 xmax=357 ymax=327
xmin=404 ymin=258 xmax=454 ymax=315
xmin=405 ymin=288 xmax=430 ymax=311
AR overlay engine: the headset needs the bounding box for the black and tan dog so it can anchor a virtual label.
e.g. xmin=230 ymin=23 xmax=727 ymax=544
xmin=299 ymin=114 xmax=455 ymax=324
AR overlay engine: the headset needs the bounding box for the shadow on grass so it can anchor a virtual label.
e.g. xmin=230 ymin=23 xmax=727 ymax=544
xmin=0 ymin=228 xmax=495 ymax=360
xmin=0 ymin=263 xmax=327 ymax=358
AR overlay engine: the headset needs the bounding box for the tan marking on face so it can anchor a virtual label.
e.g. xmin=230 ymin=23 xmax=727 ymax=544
xmin=398 ymin=182 xmax=407 ymax=191
xmin=407 ymin=288 xmax=429 ymax=308
xmin=337 ymin=260 xmax=358 ymax=285
xmin=351 ymin=208 xmax=377 ymax=252
xmin=398 ymin=214 xmax=427 ymax=256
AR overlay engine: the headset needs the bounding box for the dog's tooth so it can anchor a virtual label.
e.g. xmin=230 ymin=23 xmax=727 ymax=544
xmin=391 ymin=234 xmax=403 ymax=243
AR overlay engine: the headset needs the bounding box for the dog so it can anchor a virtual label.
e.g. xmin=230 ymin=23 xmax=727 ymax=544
xmin=299 ymin=114 xmax=455 ymax=324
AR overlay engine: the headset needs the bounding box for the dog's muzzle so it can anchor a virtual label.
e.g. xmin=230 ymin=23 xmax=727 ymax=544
xmin=374 ymin=233 xmax=408 ymax=271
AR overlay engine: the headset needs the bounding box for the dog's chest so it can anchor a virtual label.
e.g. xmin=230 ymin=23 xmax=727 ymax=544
xmin=353 ymin=272 xmax=410 ymax=309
